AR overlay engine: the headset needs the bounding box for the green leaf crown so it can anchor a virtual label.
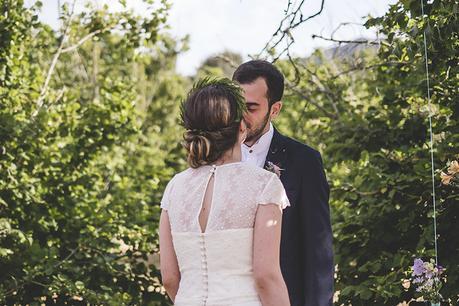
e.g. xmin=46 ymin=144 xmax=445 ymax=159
xmin=180 ymin=77 xmax=247 ymax=129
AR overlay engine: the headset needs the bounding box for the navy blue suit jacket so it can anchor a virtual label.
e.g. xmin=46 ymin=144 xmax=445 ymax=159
xmin=264 ymin=128 xmax=333 ymax=306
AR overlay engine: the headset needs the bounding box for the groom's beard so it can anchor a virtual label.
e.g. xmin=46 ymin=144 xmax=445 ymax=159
xmin=245 ymin=110 xmax=270 ymax=145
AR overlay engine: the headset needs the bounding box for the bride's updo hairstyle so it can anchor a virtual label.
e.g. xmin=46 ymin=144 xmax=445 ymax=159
xmin=181 ymin=77 xmax=247 ymax=168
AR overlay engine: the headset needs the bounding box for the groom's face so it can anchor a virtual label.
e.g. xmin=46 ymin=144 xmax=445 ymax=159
xmin=239 ymin=77 xmax=271 ymax=145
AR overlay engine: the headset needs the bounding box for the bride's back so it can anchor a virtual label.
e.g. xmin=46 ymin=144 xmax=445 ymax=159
xmin=162 ymin=162 xmax=285 ymax=233
xmin=161 ymin=163 xmax=288 ymax=306
xmin=159 ymin=77 xmax=290 ymax=306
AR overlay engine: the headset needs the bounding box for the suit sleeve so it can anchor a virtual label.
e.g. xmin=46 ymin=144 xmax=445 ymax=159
xmin=301 ymin=151 xmax=333 ymax=306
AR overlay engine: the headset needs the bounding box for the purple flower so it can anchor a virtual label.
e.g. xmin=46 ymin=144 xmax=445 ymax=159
xmin=425 ymin=270 xmax=434 ymax=279
xmin=412 ymin=258 xmax=425 ymax=276
xmin=424 ymin=278 xmax=434 ymax=289
xmin=408 ymin=257 xmax=446 ymax=302
xmin=437 ymin=265 xmax=444 ymax=274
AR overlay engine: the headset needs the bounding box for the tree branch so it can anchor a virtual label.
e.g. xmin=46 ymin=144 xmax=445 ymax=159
xmin=34 ymin=3 xmax=110 ymax=117
xmin=257 ymin=0 xmax=325 ymax=60
xmin=285 ymin=81 xmax=339 ymax=120
xmin=330 ymin=22 xmax=365 ymax=38
xmin=34 ymin=0 xmax=76 ymax=117
xmin=52 ymin=245 xmax=81 ymax=269
xmin=34 ymin=24 xmax=72 ymax=114
xmin=290 ymin=0 xmax=325 ymax=29
xmin=61 ymin=29 xmax=103 ymax=53
xmin=330 ymin=61 xmax=410 ymax=79
xmin=215 ymin=54 xmax=239 ymax=69
xmin=311 ymin=34 xmax=382 ymax=45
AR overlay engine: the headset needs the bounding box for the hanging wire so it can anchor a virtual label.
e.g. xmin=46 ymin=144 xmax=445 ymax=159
xmin=420 ymin=0 xmax=438 ymax=265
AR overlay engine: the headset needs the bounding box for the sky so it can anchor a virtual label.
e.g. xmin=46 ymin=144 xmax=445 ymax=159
xmin=32 ymin=0 xmax=397 ymax=76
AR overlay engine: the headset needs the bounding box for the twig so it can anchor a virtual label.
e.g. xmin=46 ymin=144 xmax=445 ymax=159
xmin=330 ymin=61 xmax=410 ymax=79
xmin=34 ymin=3 xmax=109 ymax=117
xmin=293 ymin=59 xmax=342 ymax=116
xmin=257 ymin=0 xmax=325 ymax=60
xmin=258 ymin=0 xmax=298 ymax=57
xmin=312 ymin=34 xmax=382 ymax=45
xmin=215 ymin=54 xmax=239 ymax=69
xmin=272 ymin=34 xmax=295 ymax=63
xmin=75 ymin=49 xmax=91 ymax=81
xmin=285 ymin=81 xmax=338 ymax=119
xmin=290 ymin=0 xmax=325 ymax=29
xmin=52 ymin=245 xmax=80 ymax=269
xmin=35 ymin=0 xmax=76 ymax=109
xmin=34 ymin=18 xmax=73 ymax=115
xmin=61 ymin=29 xmax=103 ymax=53
xmin=285 ymin=44 xmax=301 ymax=86
xmin=28 ymin=279 xmax=49 ymax=288
xmin=330 ymin=22 xmax=365 ymax=38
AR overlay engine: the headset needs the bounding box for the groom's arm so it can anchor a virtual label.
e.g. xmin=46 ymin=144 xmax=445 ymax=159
xmin=300 ymin=150 xmax=333 ymax=306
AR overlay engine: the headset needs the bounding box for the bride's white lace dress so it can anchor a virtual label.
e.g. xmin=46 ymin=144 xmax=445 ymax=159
xmin=161 ymin=162 xmax=290 ymax=306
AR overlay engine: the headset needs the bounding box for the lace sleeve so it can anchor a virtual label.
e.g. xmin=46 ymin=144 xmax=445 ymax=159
xmin=256 ymin=173 xmax=290 ymax=209
xmin=160 ymin=176 xmax=175 ymax=210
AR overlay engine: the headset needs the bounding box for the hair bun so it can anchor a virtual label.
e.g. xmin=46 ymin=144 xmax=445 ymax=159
xmin=183 ymin=130 xmax=212 ymax=168
xmin=180 ymin=77 xmax=246 ymax=168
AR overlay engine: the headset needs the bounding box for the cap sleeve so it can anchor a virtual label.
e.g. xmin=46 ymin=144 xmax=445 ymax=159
xmin=257 ymin=173 xmax=290 ymax=210
xmin=160 ymin=176 xmax=175 ymax=210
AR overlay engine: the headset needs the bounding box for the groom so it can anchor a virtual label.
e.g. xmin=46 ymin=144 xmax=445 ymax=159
xmin=233 ymin=60 xmax=333 ymax=306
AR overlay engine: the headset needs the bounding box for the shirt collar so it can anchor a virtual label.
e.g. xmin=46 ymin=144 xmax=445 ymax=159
xmin=242 ymin=122 xmax=274 ymax=155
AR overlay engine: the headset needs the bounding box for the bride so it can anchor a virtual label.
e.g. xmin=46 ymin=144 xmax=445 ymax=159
xmin=159 ymin=78 xmax=290 ymax=306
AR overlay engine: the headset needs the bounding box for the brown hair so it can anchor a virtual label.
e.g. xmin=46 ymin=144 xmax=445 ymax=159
xmin=181 ymin=78 xmax=247 ymax=168
xmin=232 ymin=60 xmax=284 ymax=108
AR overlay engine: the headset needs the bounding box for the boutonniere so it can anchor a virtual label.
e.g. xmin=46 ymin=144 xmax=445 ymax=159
xmin=265 ymin=161 xmax=284 ymax=178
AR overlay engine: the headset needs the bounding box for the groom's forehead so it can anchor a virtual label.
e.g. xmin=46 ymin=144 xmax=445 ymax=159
xmin=245 ymin=97 xmax=269 ymax=106
xmin=245 ymin=100 xmax=269 ymax=108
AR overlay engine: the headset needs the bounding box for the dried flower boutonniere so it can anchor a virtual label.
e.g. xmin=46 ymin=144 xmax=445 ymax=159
xmin=265 ymin=161 xmax=284 ymax=178
xmin=440 ymin=160 xmax=459 ymax=186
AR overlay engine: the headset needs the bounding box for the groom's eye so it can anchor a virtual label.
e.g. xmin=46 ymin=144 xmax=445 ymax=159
xmin=246 ymin=103 xmax=258 ymax=111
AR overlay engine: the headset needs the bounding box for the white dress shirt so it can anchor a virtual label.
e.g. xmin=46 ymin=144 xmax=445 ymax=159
xmin=241 ymin=123 xmax=274 ymax=168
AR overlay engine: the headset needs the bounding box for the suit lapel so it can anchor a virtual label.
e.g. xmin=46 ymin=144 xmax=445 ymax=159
xmin=264 ymin=127 xmax=288 ymax=170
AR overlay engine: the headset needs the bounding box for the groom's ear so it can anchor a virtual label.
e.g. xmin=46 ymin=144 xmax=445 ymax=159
xmin=270 ymin=101 xmax=283 ymax=120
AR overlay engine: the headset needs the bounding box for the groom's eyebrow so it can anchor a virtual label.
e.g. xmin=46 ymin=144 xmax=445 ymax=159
xmin=246 ymin=102 xmax=259 ymax=107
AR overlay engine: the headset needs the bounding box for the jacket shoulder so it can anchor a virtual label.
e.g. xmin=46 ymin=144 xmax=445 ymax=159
xmin=282 ymin=134 xmax=322 ymax=161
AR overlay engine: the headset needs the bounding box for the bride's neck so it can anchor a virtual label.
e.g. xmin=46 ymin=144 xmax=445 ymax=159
xmin=214 ymin=144 xmax=241 ymax=166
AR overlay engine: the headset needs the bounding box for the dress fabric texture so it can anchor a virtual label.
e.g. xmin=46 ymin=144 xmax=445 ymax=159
xmin=161 ymin=162 xmax=290 ymax=306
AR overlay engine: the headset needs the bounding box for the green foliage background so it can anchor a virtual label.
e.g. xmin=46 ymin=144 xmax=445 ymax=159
xmin=0 ymin=0 xmax=457 ymax=305
xmin=1 ymin=0 xmax=187 ymax=304
xmin=276 ymin=1 xmax=458 ymax=304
